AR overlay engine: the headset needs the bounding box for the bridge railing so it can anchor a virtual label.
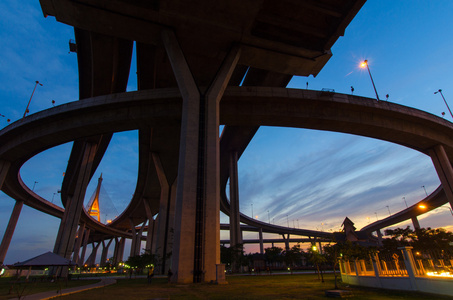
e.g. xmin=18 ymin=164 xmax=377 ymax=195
xmin=339 ymin=247 xmax=453 ymax=297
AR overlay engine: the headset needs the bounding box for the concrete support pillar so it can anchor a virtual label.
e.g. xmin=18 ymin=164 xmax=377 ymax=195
xmin=258 ymin=228 xmax=264 ymax=255
xmin=72 ymin=223 xmax=86 ymax=265
xmin=282 ymin=233 xmax=289 ymax=251
xmin=163 ymin=29 xmax=240 ymax=283
xmin=114 ymin=237 xmax=125 ymax=264
xmin=79 ymin=228 xmax=90 ymax=266
xmin=229 ymin=151 xmax=242 ymax=248
xmin=129 ymin=219 xmax=137 ymax=257
xmin=429 ymin=144 xmax=453 ymax=210
xmin=53 ymin=142 xmax=98 ymax=260
xmin=143 ymin=200 xmax=154 ymax=252
xmin=100 ymin=238 xmax=113 ymax=266
xmin=153 ymin=153 xmax=176 ymax=274
xmin=144 ymin=219 xmax=153 ymax=253
xmin=318 ymin=242 xmax=323 ymax=254
xmin=152 ymin=215 xmax=159 ymax=254
xmin=112 ymin=237 xmax=119 ymax=265
xmin=411 ymin=216 xmax=421 ymax=230
xmin=0 ymin=160 xmax=11 ymax=189
xmin=376 ymin=229 xmax=383 ymax=246
xmin=135 ymin=221 xmax=146 ymax=256
xmin=0 ymin=200 xmax=23 ymax=264
xmin=86 ymin=242 xmax=100 ymax=266
xmin=129 ymin=219 xmax=146 ymax=257
xmin=118 ymin=237 xmax=126 ymax=263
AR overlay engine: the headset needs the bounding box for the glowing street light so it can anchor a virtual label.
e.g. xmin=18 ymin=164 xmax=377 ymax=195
xmin=360 ymin=60 xmax=380 ymax=101
xmin=24 ymin=81 xmax=43 ymax=118
xmin=434 ymin=89 xmax=453 ymax=119
xmin=420 ymin=203 xmax=453 ymax=216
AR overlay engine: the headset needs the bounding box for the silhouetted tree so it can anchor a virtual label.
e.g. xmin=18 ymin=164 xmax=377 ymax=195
xmin=283 ymin=244 xmax=304 ymax=268
xmin=264 ymin=246 xmax=283 ymax=268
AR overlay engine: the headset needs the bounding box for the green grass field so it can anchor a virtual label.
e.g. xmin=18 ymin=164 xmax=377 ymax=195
xmin=0 ymin=276 xmax=100 ymax=300
xmin=5 ymin=273 xmax=447 ymax=300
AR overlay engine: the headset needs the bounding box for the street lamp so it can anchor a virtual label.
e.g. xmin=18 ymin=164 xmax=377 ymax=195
xmin=360 ymin=60 xmax=380 ymax=101
xmin=421 ymin=186 xmax=428 ymax=197
xmin=32 ymin=181 xmax=38 ymax=191
xmin=420 ymin=203 xmax=453 ymax=216
xmin=286 ymin=214 xmax=289 ymax=227
xmin=403 ymin=197 xmax=408 ymax=208
xmin=24 ymin=81 xmax=43 ymax=118
xmin=434 ymin=89 xmax=453 ymax=119
xmin=386 ymin=205 xmax=391 ymax=216
xmin=267 ymin=210 xmax=270 ymax=223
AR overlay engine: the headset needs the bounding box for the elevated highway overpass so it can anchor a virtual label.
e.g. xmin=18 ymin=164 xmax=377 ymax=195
xmin=3 ymin=0 xmax=452 ymax=285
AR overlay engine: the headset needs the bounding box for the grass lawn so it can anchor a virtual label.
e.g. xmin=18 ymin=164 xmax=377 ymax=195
xmin=0 ymin=276 xmax=101 ymax=300
xmin=46 ymin=273 xmax=453 ymax=300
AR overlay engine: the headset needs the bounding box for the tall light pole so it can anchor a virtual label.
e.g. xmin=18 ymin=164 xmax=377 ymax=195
xmin=251 ymin=203 xmax=253 ymax=218
xmin=386 ymin=205 xmax=391 ymax=216
xmin=24 ymin=81 xmax=43 ymax=118
xmin=267 ymin=210 xmax=270 ymax=223
xmin=286 ymin=214 xmax=289 ymax=227
xmin=403 ymin=197 xmax=408 ymax=208
xmin=360 ymin=60 xmax=380 ymax=101
xmin=32 ymin=181 xmax=38 ymax=191
xmin=434 ymin=89 xmax=453 ymax=119
xmin=421 ymin=185 xmax=428 ymax=197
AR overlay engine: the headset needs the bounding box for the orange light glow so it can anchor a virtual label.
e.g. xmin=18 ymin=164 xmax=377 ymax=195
xmin=419 ymin=204 xmax=427 ymax=209
xmin=427 ymin=271 xmax=453 ymax=278
xmin=360 ymin=60 xmax=368 ymax=68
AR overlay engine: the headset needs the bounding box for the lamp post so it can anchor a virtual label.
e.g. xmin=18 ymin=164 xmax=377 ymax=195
xmin=403 ymin=197 xmax=408 ymax=208
xmin=421 ymin=185 xmax=428 ymax=197
xmin=22 ymin=80 xmax=42 ymax=118
xmin=286 ymin=214 xmax=289 ymax=227
xmin=32 ymin=181 xmax=38 ymax=191
xmin=386 ymin=205 xmax=391 ymax=216
xmin=24 ymin=81 xmax=43 ymax=118
xmin=267 ymin=210 xmax=270 ymax=223
xmin=251 ymin=203 xmax=253 ymax=218
xmin=434 ymin=89 xmax=453 ymax=119
xmin=360 ymin=60 xmax=380 ymax=101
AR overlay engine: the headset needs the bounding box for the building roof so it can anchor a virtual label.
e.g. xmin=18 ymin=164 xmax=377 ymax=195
xmin=13 ymin=252 xmax=76 ymax=267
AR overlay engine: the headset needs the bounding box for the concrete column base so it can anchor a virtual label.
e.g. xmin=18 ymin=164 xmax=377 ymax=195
xmin=216 ymin=264 xmax=227 ymax=284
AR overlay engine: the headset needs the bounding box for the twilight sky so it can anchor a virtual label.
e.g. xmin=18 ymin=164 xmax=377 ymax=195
xmin=1 ymin=0 xmax=453 ymax=263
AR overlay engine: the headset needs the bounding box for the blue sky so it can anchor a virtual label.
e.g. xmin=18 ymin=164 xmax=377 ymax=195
xmin=1 ymin=1 xmax=453 ymax=263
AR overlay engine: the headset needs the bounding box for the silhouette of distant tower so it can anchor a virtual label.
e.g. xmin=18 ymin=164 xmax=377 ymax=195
xmin=87 ymin=174 xmax=102 ymax=222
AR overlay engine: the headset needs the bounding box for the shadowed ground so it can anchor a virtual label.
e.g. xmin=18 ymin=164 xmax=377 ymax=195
xmin=18 ymin=273 xmax=451 ymax=300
